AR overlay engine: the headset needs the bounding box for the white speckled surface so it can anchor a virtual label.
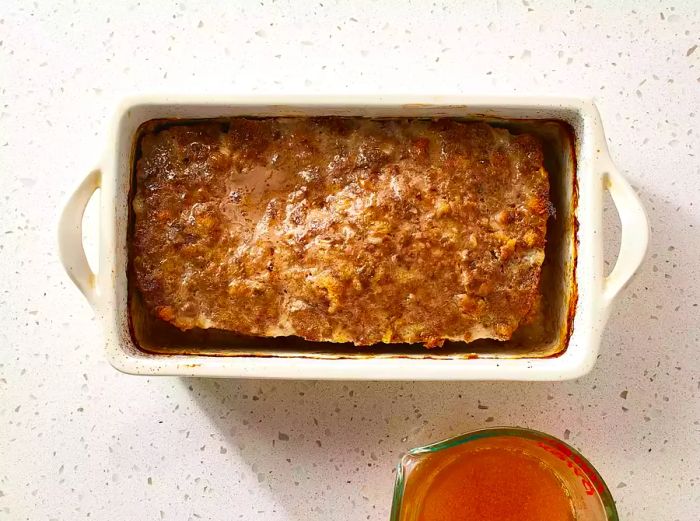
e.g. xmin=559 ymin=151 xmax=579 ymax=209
xmin=1 ymin=1 xmax=698 ymax=519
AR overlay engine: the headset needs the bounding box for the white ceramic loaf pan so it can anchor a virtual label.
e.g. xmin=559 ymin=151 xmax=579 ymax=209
xmin=58 ymin=96 xmax=648 ymax=380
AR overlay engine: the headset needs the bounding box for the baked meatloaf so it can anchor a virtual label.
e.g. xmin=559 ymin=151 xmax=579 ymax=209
xmin=132 ymin=118 xmax=549 ymax=347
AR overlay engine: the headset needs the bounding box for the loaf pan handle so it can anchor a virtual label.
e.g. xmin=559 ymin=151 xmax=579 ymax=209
xmin=58 ymin=169 xmax=101 ymax=307
xmin=602 ymin=166 xmax=649 ymax=308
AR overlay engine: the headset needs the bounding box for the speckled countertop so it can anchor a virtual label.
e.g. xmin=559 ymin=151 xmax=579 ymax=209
xmin=1 ymin=1 xmax=698 ymax=520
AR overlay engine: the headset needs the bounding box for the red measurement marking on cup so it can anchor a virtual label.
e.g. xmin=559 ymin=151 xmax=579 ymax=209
xmin=537 ymin=441 xmax=605 ymax=496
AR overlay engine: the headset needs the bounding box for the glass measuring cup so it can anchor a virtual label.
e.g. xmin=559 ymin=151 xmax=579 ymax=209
xmin=391 ymin=427 xmax=618 ymax=521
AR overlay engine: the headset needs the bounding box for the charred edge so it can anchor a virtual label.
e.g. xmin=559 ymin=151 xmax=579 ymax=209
xmin=125 ymin=116 xmax=579 ymax=137
xmin=564 ymin=122 xmax=580 ymax=355
xmin=126 ymin=120 xmax=146 ymax=354
xmin=129 ymin=346 xmax=486 ymax=361
xmin=545 ymin=120 xmax=578 ymax=359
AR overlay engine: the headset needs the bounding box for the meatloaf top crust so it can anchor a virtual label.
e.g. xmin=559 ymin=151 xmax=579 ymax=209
xmin=132 ymin=118 xmax=549 ymax=347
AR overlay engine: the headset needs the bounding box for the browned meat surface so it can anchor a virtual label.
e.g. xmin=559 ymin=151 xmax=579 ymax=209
xmin=132 ymin=118 xmax=549 ymax=347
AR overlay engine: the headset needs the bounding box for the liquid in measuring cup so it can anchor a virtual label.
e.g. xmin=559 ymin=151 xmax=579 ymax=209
xmin=392 ymin=428 xmax=618 ymax=521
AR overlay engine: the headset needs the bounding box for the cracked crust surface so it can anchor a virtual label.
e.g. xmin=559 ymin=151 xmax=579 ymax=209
xmin=132 ymin=118 xmax=549 ymax=347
